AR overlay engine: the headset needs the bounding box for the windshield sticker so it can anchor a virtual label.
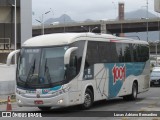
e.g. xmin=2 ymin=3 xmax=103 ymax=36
xmin=83 ymin=66 xmax=94 ymax=80
xmin=25 ymin=49 xmax=40 ymax=53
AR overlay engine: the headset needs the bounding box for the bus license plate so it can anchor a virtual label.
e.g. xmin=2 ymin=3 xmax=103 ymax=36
xmin=34 ymin=100 xmax=43 ymax=104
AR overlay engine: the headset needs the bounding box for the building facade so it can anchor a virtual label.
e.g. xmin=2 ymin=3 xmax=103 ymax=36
xmin=0 ymin=0 xmax=32 ymax=63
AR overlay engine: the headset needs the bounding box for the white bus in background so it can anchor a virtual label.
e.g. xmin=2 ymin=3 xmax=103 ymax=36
xmin=7 ymin=33 xmax=150 ymax=110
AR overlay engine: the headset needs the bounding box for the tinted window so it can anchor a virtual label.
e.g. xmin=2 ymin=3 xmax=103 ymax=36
xmin=133 ymin=44 xmax=149 ymax=62
xmin=116 ymin=43 xmax=123 ymax=62
xmin=85 ymin=41 xmax=149 ymax=66
xmin=66 ymin=41 xmax=85 ymax=80
xmin=110 ymin=43 xmax=119 ymax=62
xmin=123 ymin=43 xmax=132 ymax=62
xmin=133 ymin=44 xmax=139 ymax=62
xmin=84 ymin=41 xmax=98 ymax=80
xmin=140 ymin=45 xmax=149 ymax=62
xmin=99 ymin=42 xmax=111 ymax=63
xmin=85 ymin=41 xmax=99 ymax=67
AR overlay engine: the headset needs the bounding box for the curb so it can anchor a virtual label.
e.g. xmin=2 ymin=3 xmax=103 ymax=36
xmin=0 ymin=94 xmax=16 ymax=105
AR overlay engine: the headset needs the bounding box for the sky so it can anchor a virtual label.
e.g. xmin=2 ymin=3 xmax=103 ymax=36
xmin=32 ymin=0 xmax=157 ymax=22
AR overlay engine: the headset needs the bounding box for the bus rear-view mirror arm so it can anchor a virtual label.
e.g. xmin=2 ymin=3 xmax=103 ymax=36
xmin=64 ymin=47 xmax=78 ymax=65
xmin=6 ymin=49 xmax=20 ymax=66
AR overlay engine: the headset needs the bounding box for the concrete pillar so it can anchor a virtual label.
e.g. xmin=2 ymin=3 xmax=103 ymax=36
xmin=118 ymin=1 xmax=125 ymax=37
xmin=20 ymin=0 xmax=32 ymax=44
xmin=100 ymin=20 xmax=107 ymax=34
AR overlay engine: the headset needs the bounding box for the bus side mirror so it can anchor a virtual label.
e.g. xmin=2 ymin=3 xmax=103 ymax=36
xmin=6 ymin=49 xmax=20 ymax=66
xmin=64 ymin=47 xmax=78 ymax=65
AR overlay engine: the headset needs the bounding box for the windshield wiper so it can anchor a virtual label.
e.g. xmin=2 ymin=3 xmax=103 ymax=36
xmin=44 ymin=59 xmax=52 ymax=86
xmin=25 ymin=59 xmax=36 ymax=86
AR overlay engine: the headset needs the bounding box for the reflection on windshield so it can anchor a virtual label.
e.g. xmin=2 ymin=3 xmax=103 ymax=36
xmin=18 ymin=49 xmax=41 ymax=85
xmin=17 ymin=47 xmax=67 ymax=88
xmin=39 ymin=47 xmax=66 ymax=84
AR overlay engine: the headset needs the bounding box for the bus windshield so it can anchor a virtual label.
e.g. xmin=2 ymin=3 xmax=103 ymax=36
xmin=17 ymin=46 xmax=68 ymax=89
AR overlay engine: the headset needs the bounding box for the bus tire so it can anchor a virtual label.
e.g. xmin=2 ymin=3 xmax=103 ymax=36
xmin=123 ymin=82 xmax=138 ymax=101
xmin=81 ymin=88 xmax=93 ymax=109
xmin=38 ymin=107 xmax=51 ymax=111
xmin=130 ymin=82 xmax=138 ymax=100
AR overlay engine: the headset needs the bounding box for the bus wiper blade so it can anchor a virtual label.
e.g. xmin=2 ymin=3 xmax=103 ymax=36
xmin=44 ymin=59 xmax=52 ymax=86
xmin=25 ymin=59 xmax=36 ymax=86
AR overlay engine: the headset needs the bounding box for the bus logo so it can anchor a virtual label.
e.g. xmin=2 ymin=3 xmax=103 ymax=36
xmin=112 ymin=64 xmax=126 ymax=84
xmin=42 ymin=89 xmax=50 ymax=94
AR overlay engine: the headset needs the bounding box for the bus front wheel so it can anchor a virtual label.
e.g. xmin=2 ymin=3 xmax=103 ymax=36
xmin=81 ymin=88 xmax=93 ymax=109
xmin=123 ymin=82 xmax=138 ymax=101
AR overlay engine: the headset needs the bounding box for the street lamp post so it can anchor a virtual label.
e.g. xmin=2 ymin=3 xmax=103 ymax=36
xmin=156 ymin=43 xmax=158 ymax=66
xmin=35 ymin=19 xmax=42 ymax=33
xmin=63 ymin=14 xmax=66 ymax=33
xmin=153 ymin=41 xmax=159 ymax=66
xmin=146 ymin=0 xmax=149 ymax=42
xmin=42 ymin=11 xmax=50 ymax=35
xmin=42 ymin=14 xmax=45 ymax=35
xmin=14 ymin=0 xmax=17 ymax=64
xmin=157 ymin=13 xmax=160 ymax=42
xmin=81 ymin=26 xmax=98 ymax=33
xmin=81 ymin=26 xmax=89 ymax=32
xmin=141 ymin=0 xmax=149 ymax=42
xmin=91 ymin=27 xmax=98 ymax=32
xmin=35 ymin=11 xmax=51 ymax=35
xmin=159 ymin=18 xmax=160 ymax=43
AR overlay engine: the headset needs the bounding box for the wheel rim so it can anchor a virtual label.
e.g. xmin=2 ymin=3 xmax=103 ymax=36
xmin=84 ymin=92 xmax=91 ymax=107
xmin=133 ymin=86 xmax=137 ymax=98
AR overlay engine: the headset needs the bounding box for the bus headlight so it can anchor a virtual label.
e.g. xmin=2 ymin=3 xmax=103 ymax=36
xmin=57 ymin=99 xmax=63 ymax=104
xmin=17 ymin=99 xmax=22 ymax=104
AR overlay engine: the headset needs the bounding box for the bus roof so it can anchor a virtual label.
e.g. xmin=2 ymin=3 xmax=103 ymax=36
xmin=22 ymin=33 xmax=148 ymax=47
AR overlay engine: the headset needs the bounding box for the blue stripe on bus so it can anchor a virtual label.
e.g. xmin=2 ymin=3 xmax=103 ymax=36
xmin=104 ymin=62 xmax=145 ymax=98
xmin=42 ymin=86 xmax=62 ymax=94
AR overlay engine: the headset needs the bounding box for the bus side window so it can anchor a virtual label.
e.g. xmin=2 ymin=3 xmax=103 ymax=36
xmin=133 ymin=44 xmax=139 ymax=62
xmin=83 ymin=41 xmax=98 ymax=80
xmin=115 ymin=43 xmax=123 ymax=62
xmin=85 ymin=41 xmax=99 ymax=67
xmin=123 ymin=43 xmax=132 ymax=62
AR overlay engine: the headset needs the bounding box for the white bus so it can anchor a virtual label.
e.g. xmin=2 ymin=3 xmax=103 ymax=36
xmin=7 ymin=33 xmax=150 ymax=110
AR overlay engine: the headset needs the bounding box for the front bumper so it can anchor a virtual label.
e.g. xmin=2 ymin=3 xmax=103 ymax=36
xmin=16 ymin=92 xmax=70 ymax=107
